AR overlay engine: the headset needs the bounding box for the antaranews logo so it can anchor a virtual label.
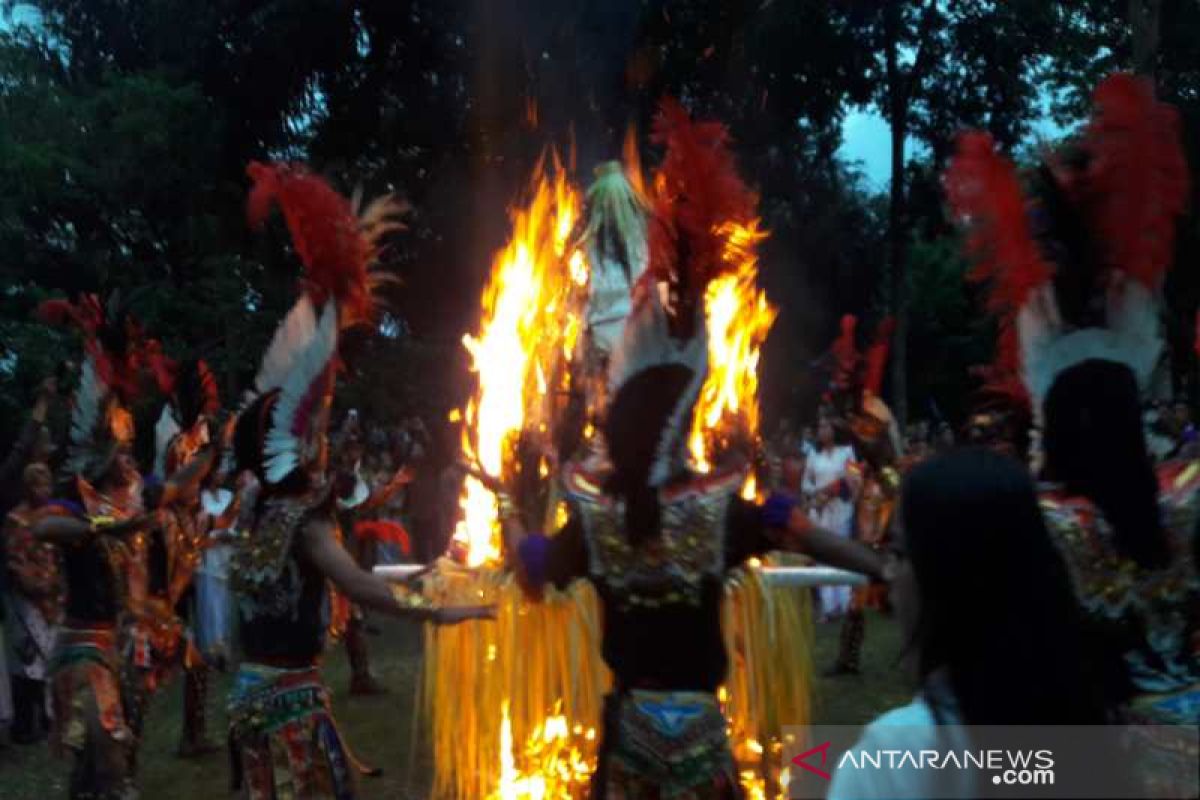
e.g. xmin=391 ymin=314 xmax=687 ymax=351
xmin=785 ymin=723 xmax=1200 ymax=799
xmin=790 ymin=742 xmax=1054 ymax=785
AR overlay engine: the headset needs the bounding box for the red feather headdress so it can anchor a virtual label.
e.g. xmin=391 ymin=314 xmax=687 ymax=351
xmin=36 ymin=292 xmax=163 ymax=406
xmin=944 ymin=73 xmax=1188 ymax=412
xmin=354 ymin=520 xmax=411 ymax=556
xmin=246 ymin=161 xmax=404 ymax=328
xmin=1084 ymin=73 xmax=1188 ymax=289
xmin=38 ymin=292 xmax=161 ymax=481
xmin=648 ymin=98 xmax=757 ymax=319
xmin=604 ymin=99 xmax=761 ymax=487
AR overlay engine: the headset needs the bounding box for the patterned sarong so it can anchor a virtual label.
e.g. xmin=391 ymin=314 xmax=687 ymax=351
xmin=228 ymin=664 xmax=361 ymax=800
xmin=1125 ymin=684 xmax=1200 ymax=799
xmin=596 ymin=690 xmax=740 ymax=800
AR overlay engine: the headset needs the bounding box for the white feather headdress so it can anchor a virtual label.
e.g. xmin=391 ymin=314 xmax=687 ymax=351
xmin=238 ymin=161 xmax=402 ymax=486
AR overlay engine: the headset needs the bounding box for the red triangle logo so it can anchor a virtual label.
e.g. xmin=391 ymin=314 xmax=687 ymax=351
xmin=791 ymin=740 xmax=833 ymax=781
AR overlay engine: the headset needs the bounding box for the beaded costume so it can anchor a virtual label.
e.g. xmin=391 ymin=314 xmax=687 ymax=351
xmin=529 ymin=464 xmax=775 ymax=799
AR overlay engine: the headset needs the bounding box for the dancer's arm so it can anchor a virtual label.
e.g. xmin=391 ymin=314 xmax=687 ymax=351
xmin=33 ymin=513 xmax=152 ymax=545
xmin=497 ymin=491 xmax=587 ymax=600
xmin=160 ymin=443 xmax=218 ymax=509
xmin=759 ymin=495 xmax=887 ymax=581
xmin=298 ymin=518 xmax=494 ymax=624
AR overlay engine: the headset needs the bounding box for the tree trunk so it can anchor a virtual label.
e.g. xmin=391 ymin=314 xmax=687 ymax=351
xmin=1129 ymin=0 xmax=1161 ymax=80
xmin=887 ymin=110 xmax=909 ymax=429
xmin=884 ymin=5 xmax=909 ymax=429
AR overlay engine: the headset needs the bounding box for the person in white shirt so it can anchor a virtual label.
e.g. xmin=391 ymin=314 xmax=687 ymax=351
xmin=829 ymin=449 xmax=1116 ymax=800
xmin=803 ymin=419 xmax=860 ymax=620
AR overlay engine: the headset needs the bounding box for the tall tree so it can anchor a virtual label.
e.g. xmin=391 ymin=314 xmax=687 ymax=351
xmin=835 ymin=1 xmax=1069 ymax=425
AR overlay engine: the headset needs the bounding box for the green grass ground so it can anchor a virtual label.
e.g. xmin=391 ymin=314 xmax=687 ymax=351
xmin=0 ymin=610 xmax=909 ymax=799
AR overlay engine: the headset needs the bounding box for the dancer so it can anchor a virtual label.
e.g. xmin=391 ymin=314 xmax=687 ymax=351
xmin=32 ymin=293 xmax=158 ymax=799
xmin=3 ymin=462 xmax=64 ymax=744
xmin=128 ymin=359 xmax=224 ymax=758
xmin=816 ymin=315 xmax=901 ymax=673
xmin=228 ymin=162 xmax=491 ymax=800
xmin=947 ymin=73 xmax=1197 ymax=795
xmin=508 ymin=102 xmax=886 ymax=800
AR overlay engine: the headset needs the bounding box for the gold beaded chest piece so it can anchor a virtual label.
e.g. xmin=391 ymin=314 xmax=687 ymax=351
xmin=564 ymin=464 xmax=742 ymax=611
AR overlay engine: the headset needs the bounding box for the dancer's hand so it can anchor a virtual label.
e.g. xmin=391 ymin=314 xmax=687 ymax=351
xmin=97 ymin=513 xmax=154 ymax=539
xmin=432 ymin=605 xmax=496 ymax=625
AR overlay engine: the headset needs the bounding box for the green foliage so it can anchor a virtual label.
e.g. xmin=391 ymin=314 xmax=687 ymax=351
xmin=1 ymin=0 xmax=1198 ymax=454
xmin=905 ymin=233 xmax=992 ymax=424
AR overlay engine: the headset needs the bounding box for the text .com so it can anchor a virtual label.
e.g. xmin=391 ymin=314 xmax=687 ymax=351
xmin=994 ymin=767 xmax=1056 ymax=787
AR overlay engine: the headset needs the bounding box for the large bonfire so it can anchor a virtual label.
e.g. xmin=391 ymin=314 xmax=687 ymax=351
xmin=416 ymin=128 xmax=807 ymax=800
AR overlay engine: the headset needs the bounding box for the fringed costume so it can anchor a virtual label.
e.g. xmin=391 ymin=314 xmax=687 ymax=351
xmin=947 ymin=73 xmax=1199 ymax=795
xmin=227 ymin=161 xmax=402 ymax=800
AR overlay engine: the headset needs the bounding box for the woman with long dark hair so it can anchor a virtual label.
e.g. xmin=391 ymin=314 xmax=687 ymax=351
xmin=830 ymin=449 xmax=1112 ymax=799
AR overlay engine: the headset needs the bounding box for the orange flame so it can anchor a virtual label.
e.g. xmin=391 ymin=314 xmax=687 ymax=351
xmin=496 ymin=702 xmax=595 ymax=800
xmin=688 ymin=219 xmax=776 ymax=497
xmin=453 ymin=157 xmax=585 ymax=567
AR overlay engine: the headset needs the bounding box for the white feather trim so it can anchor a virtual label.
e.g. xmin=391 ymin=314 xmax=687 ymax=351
xmin=152 ymin=405 xmax=181 ymax=479
xmin=66 ymin=355 xmax=106 ymax=476
xmin=607 ymin=285 xmax=708 ymax=487
xmin=1021 ymin=280 xmax=1163 ymax=410
xmin=247 ymin=295 xmax=321 ymax=404
xmin=262 ymin=301 xmax=338 ymax=484
xmin=201 ymin=488 xmax=234 ymax=517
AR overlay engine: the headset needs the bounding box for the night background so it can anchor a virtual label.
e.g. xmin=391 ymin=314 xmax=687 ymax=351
xmin=2 ymin=0 xmax=1199 ymax=464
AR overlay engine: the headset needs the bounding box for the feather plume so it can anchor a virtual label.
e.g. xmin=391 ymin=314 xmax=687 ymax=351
xmin=67 ymin=355 xmax=106 ymax=474
xmin=246 ymin=161 xmax=405 ymax=327
xmin=605 ymin=283 xmax=709 ymax=487
xmin=945 ymin=132 xmax=1054 ymax=315
xmin=1084 ymin=73 xmax=1189 ymax=288
xmin=64 ymin=354 xmax=132 ymax=480
xmin=262 ymin=301 xmax=338 ymax=484
xmin=945 ymin=132 xmax=1056 ymax=410
xmin=143 ymin=340 xmax=178 ymax=396
xmin=831 ymin=314 xmax=859 ymax=391
xmin=173 ymin=358 xmax=220 ymax=430
xmin=153 ymin=405 xmax=182 ymax=479
xmin=863 ymin=317 xmax=895 ymax=397
xmin=648 ymin=98 xmax=756 ymax=312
